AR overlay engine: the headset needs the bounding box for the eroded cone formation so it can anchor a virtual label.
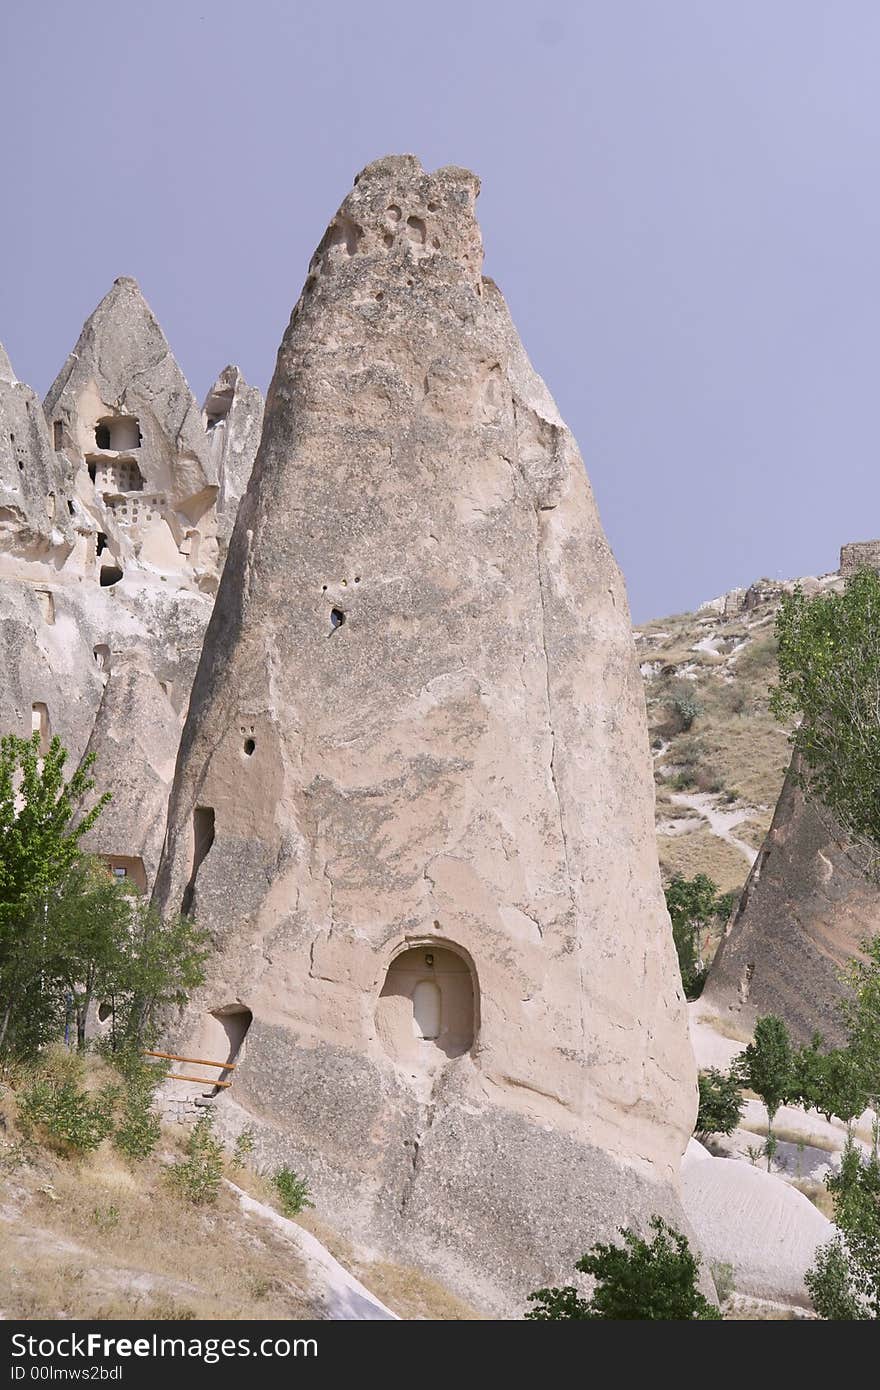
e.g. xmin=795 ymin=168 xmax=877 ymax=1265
xmin=705 ymin=749 xmax=873 ymax=1043
xmin=0 ymin=283 xmax=262 ymax=907
xmin=153 ymin=155 xmax=696 ymax=1314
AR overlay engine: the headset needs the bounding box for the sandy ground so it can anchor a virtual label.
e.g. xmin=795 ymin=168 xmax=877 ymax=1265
xmin=671 ymin=792 xmax=758 ymax=865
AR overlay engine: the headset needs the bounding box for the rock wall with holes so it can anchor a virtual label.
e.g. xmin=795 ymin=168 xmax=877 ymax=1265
xmin=43 ymin=277 xmax=261 ymax=598
xmin=0 ymin=290 xmax=262 ymax=894
xmin=839 ymin=538 xmax=880 ymax=577
xmin=151 ymin=155 xmax=697 ymax=1317
xmin=704 ymin=749 xmax=874 ymax=1043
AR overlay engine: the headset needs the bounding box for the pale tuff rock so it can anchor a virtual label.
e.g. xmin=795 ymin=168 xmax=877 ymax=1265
xmin=0 ymin=343 xmax=74 ymax=562
xmin=202 ymin=365 xmax=264 ymax=567
xmin=705 ymin=750 xmax=872 ymax=1043
xmin=43 ymin=277 xmax=250 ymax=596
xmin=153 ymin=155 xmax=697 ymax=1315
xmin=0 ymin=285 xmax=261 ymax=893
xmin=76 ymin=661 xmax=182 ymax=890
xmin=681 ymin=1139 xmax=833 ymax=1308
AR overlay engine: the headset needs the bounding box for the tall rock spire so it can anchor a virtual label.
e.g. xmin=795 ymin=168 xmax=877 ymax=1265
xmin=44 ymin=277 xmax=255 ymax=594
xmin=152 ymin=156 xmax=696 ymax=1314
xmin=705 ymin=748 xmax=874 ymax=1043
xmin=0 ymin=286 xmax=262 ymax=896
xmin=0 ymin=341 xmax=74 ymax=563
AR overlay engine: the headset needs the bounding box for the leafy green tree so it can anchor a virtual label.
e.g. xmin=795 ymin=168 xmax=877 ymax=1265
xmin=525 ymin=1217 xmax=720 ymax=1320
xmin=0 ymin=734 xmax=108 ymax=1056
xmin=737 ymin=1015 xmax=795 ymax=1168
xmin=695 ymin=1068 xmax=743 ymax=1141
xmin=839 ymin=935 xmax=880 ymax=1130
xmin=771 ymin=569 xmax=880 ymax=875
xmin=792 ymin=1035 xmax=867 ymax=1134
xmin=806 ymin=1142 xmax=880 ymax=1319
xmin=113 ymin=903 xmax=209 ymax=1049
xmin=664 ymin=874 xmax=726 ymax=999
xmin=1 ymin=732 xmax=208 ymax=1062
xmin=41 ymin=858 xmax=136 ymax=1050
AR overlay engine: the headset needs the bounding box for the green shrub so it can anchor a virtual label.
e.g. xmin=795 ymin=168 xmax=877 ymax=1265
xmin=92 ymin=1204 xmax=120 ymax=1232
xmin=232 ymin=1127 xmax=255 ymax=1168
xmin=673 ymin=694 xmax=702 ymax=732
xmin=18 ymin=1074 xmax=116 ymax=1155
xmin=525 ymin=1217 xmax=720 ymax=1320
xmin=695 ymin=1069 xmax=744 ymax=1140
xmin=168 ymin=1113 xmax=224 ymax=1205
xmin=273 ymin=1167 xmax=314 ymax=1218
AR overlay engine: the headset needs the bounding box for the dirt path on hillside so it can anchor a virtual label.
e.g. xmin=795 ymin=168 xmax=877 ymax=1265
xmin=670 ymin=791 xmax=758 ymax=865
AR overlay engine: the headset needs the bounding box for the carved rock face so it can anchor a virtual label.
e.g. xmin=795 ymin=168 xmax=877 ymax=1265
xmin=153 ymin=154 xmax=696 ymax=1315
xmin=705 ymin=750 xmax=874 ymax=1044
xmin=0 ymin=298 xmax=261 ymax=896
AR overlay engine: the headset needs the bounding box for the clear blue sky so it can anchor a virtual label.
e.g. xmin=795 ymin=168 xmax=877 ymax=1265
xmin=2 ymin=1 xmax=879 ymax=621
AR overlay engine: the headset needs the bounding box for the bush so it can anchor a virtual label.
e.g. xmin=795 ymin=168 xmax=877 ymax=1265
xmin=695 ymin=1069 xmax=743 ymax=1140
xmin=525 ymin=1217 xmax=720 ymax=1320
xmin=719 ymin=682 xmax=748 ymax=716
xmin=273 ymin=1167 xmax=314 ymax=1218
xmin=232 ymin=1128 xmax=255 ymax=1168
xmin=92 ymin=1205 xmax=120 ymax=1232
xmin=111 ymin=1052 xmax=163 ymax=1161
xmin=168 ymin=1113 xmax=224 ymax=1205
xmin=18 ymin=1069 xmax=116 ymax=1156
xmin=673 ymin=694 xmax=702 ymax=732
xmin=806 ymin=1142 xmax=880 ymax=1319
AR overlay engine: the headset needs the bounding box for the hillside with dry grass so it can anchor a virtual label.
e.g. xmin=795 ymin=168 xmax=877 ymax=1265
xmin=635 ymin=570 xmax=842 ymax=895
xmin=0 ymin=1054 xmax=476 ymax=1322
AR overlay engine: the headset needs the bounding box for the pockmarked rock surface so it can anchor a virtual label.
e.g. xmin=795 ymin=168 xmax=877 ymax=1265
xmin=0 ymin=288 xmax=261 ymax=894
xmin=704 ymin=750 xmax=872 ymax=1044
xmin=681 ymin=1139 xmax=833 ymax=1308
xmin=152 ymin=155 xmax=698 ymax=1316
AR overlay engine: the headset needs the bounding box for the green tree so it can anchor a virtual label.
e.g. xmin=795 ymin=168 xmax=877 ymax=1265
xmin=806 ymin=1142 xmax=880 ymax=1320
xmin=792 ymin=1035 xmax=867 ymax=1135
xmin=113 ymin=902 xmax=209 ymax=1049
xmin=695 ymin=1068 xmax=743 ymax=1141
xmin=0 ymin=734 xmax=108 ymax=1056
xmin=839 ymin=935 xmax=880 ymax=1130
xmin=771 ymin=570 xmax=880 ymax=875
xmin=1 ymin=732 xmax=208 ymax=1062
xmin=526 ymin=1217 xmax=720 ymax=1320
xmin=42 ymin=858 xmax=136 ymax=1051
xmin=737 ymin=1015 xmax=795 ymax=1168
xmin=664 ymin=874 xmax=726 ymax=999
